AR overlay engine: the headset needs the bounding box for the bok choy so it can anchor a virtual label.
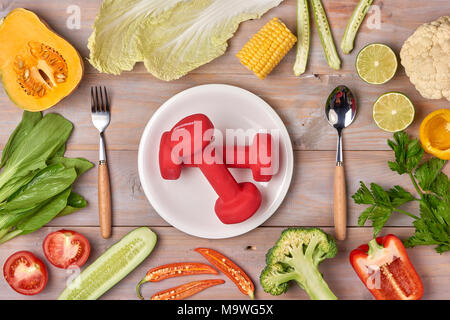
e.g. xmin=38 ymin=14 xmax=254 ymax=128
xmin=0 ymin=111 xmax=93 ymax=244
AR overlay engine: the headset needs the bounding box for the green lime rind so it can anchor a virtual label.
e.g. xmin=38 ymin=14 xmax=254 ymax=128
xmin=341 ymin=0 xmax=374 ymax=54
xmin=356 ymin=43 xmax=398 ymax=85
xmin=373 ymin=92 xmax=415 ymax=132
xmin=293 ymin=0 xmax=310 ymax=76
xmin=310 ymin=0 xmax=341 ymax=70
xmin=58 ymin=227 xmax=157 ymax=300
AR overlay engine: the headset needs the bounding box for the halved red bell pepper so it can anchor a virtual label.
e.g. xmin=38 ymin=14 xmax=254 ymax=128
xmin=350 ymin=234 xmax=423 ymax=300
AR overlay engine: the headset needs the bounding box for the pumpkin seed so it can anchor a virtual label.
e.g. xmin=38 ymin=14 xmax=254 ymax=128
xmin=30 ymin=48 xmax=39 ymax=57
xmin=56 ymin=74 xmax=66 ymax=79
xmin=38 ymin=87 xmax=46 ymax=97
xmin=16 ymin=58 xmax=24 ymax=69
xmin=24 ymin=69 xmax=30 ymax=79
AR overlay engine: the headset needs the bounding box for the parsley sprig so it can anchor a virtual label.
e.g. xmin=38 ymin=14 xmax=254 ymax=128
xmin=352 ymin=131 xmax=450 ymax=254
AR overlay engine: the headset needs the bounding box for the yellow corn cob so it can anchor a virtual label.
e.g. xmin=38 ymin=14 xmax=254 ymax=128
xmin=236 ymin=18 xmax=297 ymax=80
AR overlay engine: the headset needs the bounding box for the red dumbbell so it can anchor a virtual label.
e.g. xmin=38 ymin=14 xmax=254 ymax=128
xmin=159 ymin=114 xmax=262 ymax=224
xmin=159 ymin=114 xmax=214 ymax=180
xmin=160 ymin=133 xmax=273 ymax=182
xmin=223 ymin=133 xmax=273 ymax=182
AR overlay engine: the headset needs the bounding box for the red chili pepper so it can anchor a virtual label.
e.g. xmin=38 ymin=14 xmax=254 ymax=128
xmin=136 ymin=262 xmax=218 ymax=299
xmin=195 ymin=248 xmax=255 ymax=299
xmin=350 ymin=234 xmax=423 ymax=300
xmin=151 ymin=279 xmax=225 ymax=300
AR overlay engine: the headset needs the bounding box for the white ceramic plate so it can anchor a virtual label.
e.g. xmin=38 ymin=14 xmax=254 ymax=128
xmin=138 ymin=84 xmax=293 ymax=239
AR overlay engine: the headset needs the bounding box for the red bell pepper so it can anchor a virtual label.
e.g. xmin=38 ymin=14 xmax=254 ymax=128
xmin=350 ymin=234 xmax=423 ymax=300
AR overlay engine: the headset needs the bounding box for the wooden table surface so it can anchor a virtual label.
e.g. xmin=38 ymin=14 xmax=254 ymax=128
xmin=0 ymin=0 xmax=449 ymax=300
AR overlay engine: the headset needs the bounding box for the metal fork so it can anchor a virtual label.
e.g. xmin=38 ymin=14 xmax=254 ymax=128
xmin=91 ymin=86 xmax=112 ymax=239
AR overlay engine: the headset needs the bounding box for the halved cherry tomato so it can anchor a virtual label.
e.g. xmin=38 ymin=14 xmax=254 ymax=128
xmin=43 ymin=229 xmax=90 ymax=269
xmin=151 ymin=279 xmax=225 ymax=300
xmin=136 ymin=262 xmax=218 ymax=299
xmin=3 ymin=251 xmax=48 ymax=295
xmin=195 ymin=248 xmax=255 ymax=299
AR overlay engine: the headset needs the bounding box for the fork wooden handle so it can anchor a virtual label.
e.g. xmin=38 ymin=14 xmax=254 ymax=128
xmin=334 ymin=165 xmax=347 ymax=240
xmin=98 ymin=161 xmax=112 ymax=239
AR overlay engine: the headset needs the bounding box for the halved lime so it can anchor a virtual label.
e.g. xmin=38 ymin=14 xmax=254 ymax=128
xmin=373 ymin=92 xmax=415 ymax=132
xmin=356 ymin=43 xmax=397 ymax=84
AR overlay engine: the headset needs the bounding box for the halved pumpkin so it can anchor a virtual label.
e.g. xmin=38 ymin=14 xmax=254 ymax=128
xmin=0 ymin=8 xmax=83 ymax=111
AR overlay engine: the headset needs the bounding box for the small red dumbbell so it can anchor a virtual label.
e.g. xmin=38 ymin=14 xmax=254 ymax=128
xmin=160 ymin=132 xmax=273 ymax=182
xmin=159 ymin=114 xmax=214 ymax=180
xmin=223 ymin=133 xmax=273 ymax=182
xmin=159 ymin=114 xmax=262 ymax=224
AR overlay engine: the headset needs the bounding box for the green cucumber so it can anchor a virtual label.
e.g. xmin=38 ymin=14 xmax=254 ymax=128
xmin=341 ymin=0 xmax=374 ymax=54
xmin=58 ymin=227 xmax=157 ymax=300
xmin=310 ymin=0 xmax=341 ymax=70
xmin=293 ymin=0 xmax=310 ymax=76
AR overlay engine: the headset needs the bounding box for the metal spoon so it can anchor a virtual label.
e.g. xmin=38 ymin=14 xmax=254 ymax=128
xmin=325 ymin=85 xmax=357 ymax=240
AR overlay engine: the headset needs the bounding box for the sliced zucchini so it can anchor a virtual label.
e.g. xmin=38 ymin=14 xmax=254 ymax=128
xmin=293 ymin=0 xmax=310 ymax=76
xmin=341 ymin=0 xmax=374 ymax=54
xmin=58 ymin=227 xmax=157 ymax=300
xmin=310 ymin=0 xmax=341 ymax=70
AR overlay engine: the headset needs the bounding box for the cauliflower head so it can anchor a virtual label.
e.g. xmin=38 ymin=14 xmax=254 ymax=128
xmin=400 ymin=16 xmax=450 ymax=101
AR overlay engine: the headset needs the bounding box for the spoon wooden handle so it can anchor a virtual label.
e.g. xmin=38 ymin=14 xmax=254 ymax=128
xmin=334 ymin=165 xmax=347 ymax=240
xmin=98 ymin=162 xmax=112 ymax=239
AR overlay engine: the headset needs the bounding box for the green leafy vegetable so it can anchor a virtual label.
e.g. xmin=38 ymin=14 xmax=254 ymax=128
xmin=16 ymin=189 xmax=71 ymax=235
xmin=48 ymin=156 xmax=94 ymax=177
xmin=0 ymin=113 xmax=72 ymax=202
xmin=0 ymin=205 xmax=42 ymax=235
xmin=353 ymin=182 xmax=417 ymax=236
xmin=57 ymin=192 xmax=87 ymax=217
xmin=352 ymin=131 xmax=450 ymax=253
xmin=0 ymin=165 xmax=76 ymax=213
xmin=54 ymin=144 xmax=66 ymax=158
xmin=1 ymin=111 xmax=42 ymax=168
xmin=0 ymin=111 xmax=93 ymax=244
xmin=414 ymin=158 xmax=447 ymax=191
xmin=88 ymin=0 xmax=283 ymax=81
xmin=0 ymin=172 xmax=38 ymax=206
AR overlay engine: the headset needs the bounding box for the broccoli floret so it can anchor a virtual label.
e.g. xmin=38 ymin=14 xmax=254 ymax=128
xmin=260 ymin=263 xmax=292 ymax=295
xmin=260 ymin=227 xmax=338 ymax=300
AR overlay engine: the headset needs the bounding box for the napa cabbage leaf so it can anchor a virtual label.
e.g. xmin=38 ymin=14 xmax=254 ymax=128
xmin=88 ymin=0 xmax=283 ymax=80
